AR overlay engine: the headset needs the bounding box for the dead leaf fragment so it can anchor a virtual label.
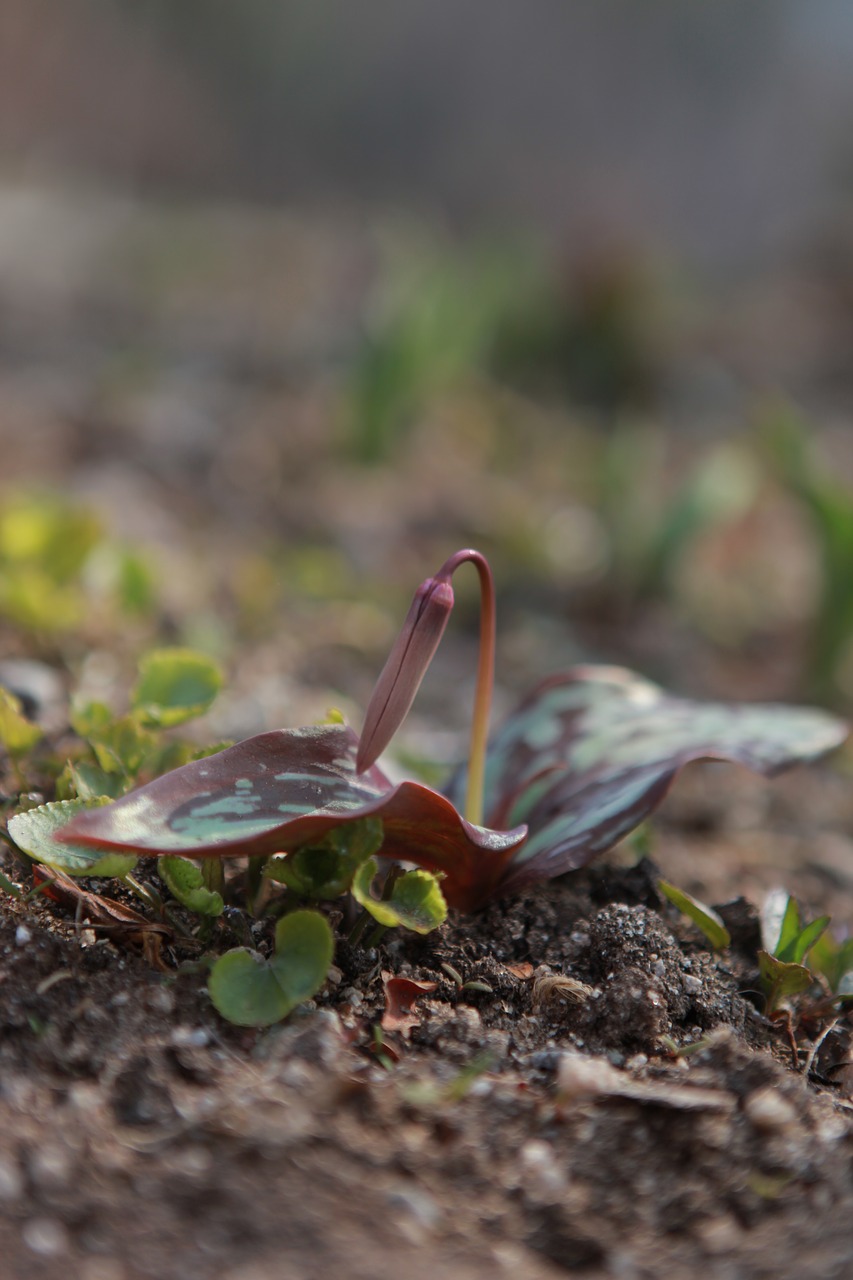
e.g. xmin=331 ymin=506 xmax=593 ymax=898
xmin=381 ymin=972 xmax=439 ymax=1035
xmin=556 ymin=1051 xmax=735 ymax=1112
xmin=503 ymin=962 xmax=534 ymax=981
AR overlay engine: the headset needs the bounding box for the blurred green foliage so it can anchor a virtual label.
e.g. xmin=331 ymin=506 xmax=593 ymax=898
xmin=0 ymin=494 xmax=156 ymax=638
xmin=762 ymin=407 xmax=853 ymax=701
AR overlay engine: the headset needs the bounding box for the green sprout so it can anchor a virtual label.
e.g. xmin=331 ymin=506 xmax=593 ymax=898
xmin=658 ymin=879 xmax=731 ymax=951
xmin=758 ymin=891 xmax=830 ymax=1015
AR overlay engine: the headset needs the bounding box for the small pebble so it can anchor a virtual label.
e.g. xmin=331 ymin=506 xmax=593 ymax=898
xmin=22 ymin=1216 xmax=69 ymax=1257
xmin=30 ymin=1144 xmax=73 ymax=1190
xmin=0 ymin=1156 xmax=23 ymax=1201
xmin=743 ymin=1086 xmax=798 ymax=1131
xmin=15 ymin=925 xmax=32 ymax=946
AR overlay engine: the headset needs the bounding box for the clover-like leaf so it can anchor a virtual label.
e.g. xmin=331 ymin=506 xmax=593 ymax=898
xmin=208 ymin=909 xmax=334 ymax=1027
xmin=264 ymin=817 xmax=383 ymax=899
xmin=132 ymin=649 xmax=223 ymax=728
xmin=159 ymin=856 xmax=224 ymax=916
xmin=658 ymin=879 xmax=731 ymax=951
xmin=450 ymin=666 xmax=848 ymax=898
xmin=52 ymin=725 xmax=526 ymax=910
xmin=7 ymin=798 xmax=138 ymax=877
xmin=351 ymin=857 xmax=447 ymax=934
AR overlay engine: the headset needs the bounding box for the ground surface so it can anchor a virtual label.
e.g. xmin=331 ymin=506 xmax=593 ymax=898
xmin=1 ymin=185 xmax=853 ymax=1279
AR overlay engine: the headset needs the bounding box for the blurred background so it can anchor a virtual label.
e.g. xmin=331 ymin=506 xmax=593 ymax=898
xmin=3 ymin=0 xmax=853 ymax=753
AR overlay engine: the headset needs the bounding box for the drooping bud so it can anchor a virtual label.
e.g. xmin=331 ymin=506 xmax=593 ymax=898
xmin=356 ymin=548 xmax=496 ymax=830
xmin=356 ymin=575 xmax=454 ymax=774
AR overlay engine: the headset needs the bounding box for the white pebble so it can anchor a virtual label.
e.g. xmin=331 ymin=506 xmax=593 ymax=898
xmin=22 ymin=1216 xmax=69 ymax=1257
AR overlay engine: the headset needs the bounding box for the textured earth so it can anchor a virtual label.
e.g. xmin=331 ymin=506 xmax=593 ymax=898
xmin=1 ymin=186 xmax=853 ymax=1279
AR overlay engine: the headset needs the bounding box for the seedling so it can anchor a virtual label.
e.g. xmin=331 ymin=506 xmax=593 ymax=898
xmin=758 ymin=891 xmax=830 ymax=1015
xmin=3 ymin=549 xmax=848 ymax=1028
xmin=441 ymin=962 xmax=494 ymax=996
xmin=658 ymin=879 xmax=731 ymax=951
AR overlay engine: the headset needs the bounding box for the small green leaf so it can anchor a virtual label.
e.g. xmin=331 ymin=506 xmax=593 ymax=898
xmin=208 ymin=909 xmax=334 ymax=1027
xmin=159 ymin=856 xmax=224 ymax=916
xmin=0 ymin=867 xmax=22 ymax=899
xmin=0 ymin=686 xmax=42 ymax=758
xmin=68 ymin=761 xmax=126 ymax=800
xmin=757 ymin=949 xmax=813 ymax=1013
xmin=70 ymin=698 xmax=115 ymax=740
xmin=7 ymin=798 xmax=138 ymax=877
xmin=264 ymin=818 xmax=383 ymax=899
xmin=783 ymin=915 xmax=830 ymax=966
xmin=774 ymin=895 xmax=802 ymax=961
xmin=89 ymin=715 xmax=154 ymax=779
xmin=132 ymin=649 xmax=223 ymax=728
xmin=658 ymin=879 xmax=731 ymax=951
xmin=351 ymin=858 xmax=447 ymax=934
xmin=810 ymin=932 xmax=853 ymax=993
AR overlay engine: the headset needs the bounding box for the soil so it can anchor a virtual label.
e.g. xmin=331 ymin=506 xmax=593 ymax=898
xmin=2 ymin=185 xmax=853 ymax=1280
xmin=1 ymin=763 xmax=853 ymax=1280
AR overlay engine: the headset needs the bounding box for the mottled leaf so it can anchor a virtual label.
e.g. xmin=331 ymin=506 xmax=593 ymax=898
xmin=451 ymin=666 xmax=847 ymax=898
xmin=8 ymin=798 xmax=138 ymax=877
xmin=208 ymin=909 xmax=334 ymax=1027
xmin=53 ymin=724 xmax=526 ymax=910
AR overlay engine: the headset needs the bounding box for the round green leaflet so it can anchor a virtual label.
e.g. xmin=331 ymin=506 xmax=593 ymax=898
xmin=208 ymin=910 xmax=334 ymax=1027
xmin=132 ymin=648 xmax=223 ymax=728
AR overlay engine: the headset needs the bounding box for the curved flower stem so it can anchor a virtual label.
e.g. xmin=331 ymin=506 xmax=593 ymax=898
xmin=357 ymin=548 xmax=496 ymax=828
xmin=449 ymin=551 xmax=494 ymax=828
xmin=429 ymin=550 xmax=494 ymax=827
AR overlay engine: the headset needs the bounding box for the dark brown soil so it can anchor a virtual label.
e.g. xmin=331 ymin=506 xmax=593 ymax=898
xmin=2 ymin=187 xmax=853 ymax=1280
xmin=1 ymin=760 xmax=853 ymax=1280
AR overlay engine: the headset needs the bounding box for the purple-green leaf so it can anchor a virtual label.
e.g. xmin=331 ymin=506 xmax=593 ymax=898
xmin=51 ymin=667 xmax=847 ymax=913
xmin=54 ymin=724 xmax=525 ymax=911
xmin=451 ymin=666 xmax=848 ymax=899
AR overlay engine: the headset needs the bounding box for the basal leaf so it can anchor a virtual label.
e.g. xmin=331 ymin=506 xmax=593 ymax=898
xmin=52 ymin=725 xmax=526 ymax=911
xmin=7 ymin=798 xmax=138 ymax=877
xmin=208 ymin=909 xmax=334 ymax=1027
xmin=351 ymin=857 xmax=447 ymax=933
xmin=132 ymin=649 xmax=223 ymax=728
xmin=159 ymin=856 xmax=224 ymax=916
xmin=451 ymin=666 xmax=847 ymax=897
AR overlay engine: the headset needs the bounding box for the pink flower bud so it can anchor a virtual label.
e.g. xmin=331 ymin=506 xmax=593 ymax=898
xmin=356 ymin=575 xmax=454 ymax=773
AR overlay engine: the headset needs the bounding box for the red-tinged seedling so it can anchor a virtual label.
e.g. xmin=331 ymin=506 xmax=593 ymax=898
xmin=4 ymin=549 xmax=849 ymax=1027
